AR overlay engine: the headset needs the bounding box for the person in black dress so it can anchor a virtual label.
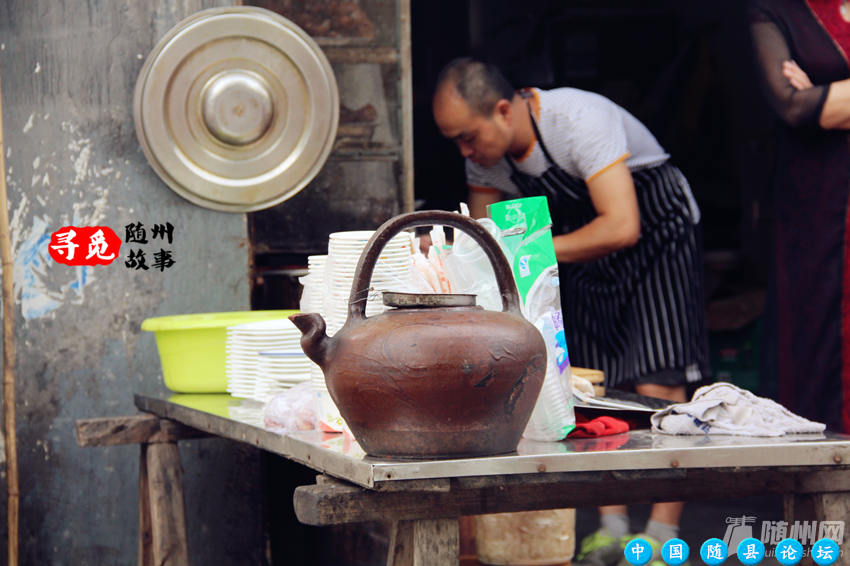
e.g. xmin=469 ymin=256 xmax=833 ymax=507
xmin=749 ymin=0 xmax=850 ymax=432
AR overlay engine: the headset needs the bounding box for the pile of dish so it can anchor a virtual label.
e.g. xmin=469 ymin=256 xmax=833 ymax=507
xmin=225 ymin=319 xmax=310 ymax=401
xmin=227 ymin=399 xmax=266 ymax=427
xmin=299 ymin=255 xmax=338 ymax=429
xmin=323 ymin=230 xmax=414 ymax=333
xmin=300 ymin=255 xmax=327 ymax=318
xmin=299 ymin=230 xmax=415 ymax=432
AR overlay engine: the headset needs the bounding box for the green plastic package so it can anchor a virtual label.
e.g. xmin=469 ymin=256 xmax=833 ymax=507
xmin=488 ymin=196 xmax=557 ymax=308
xmin=488 ymin=196 xmax=575 ymax=441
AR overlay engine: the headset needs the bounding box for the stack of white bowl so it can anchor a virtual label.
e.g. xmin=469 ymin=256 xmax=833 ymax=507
xmin=324 ymin=230 xmax=413 ymax=331
xmin=306 ymin=230 xmax=414 ymax=432
xmin=225 ymin=319 xmax=306 ymax=401
xmin=300 ymin=255 xmax=327 ymax=318
xmin=298 ymin=255 xmax=336 ymax=429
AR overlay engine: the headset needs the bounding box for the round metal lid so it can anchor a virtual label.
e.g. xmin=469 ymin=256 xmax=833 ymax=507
xmin=133 ymin=7 xmax=340 ymax=212
xmin=382 ymin=292 xmax=478 ymax=308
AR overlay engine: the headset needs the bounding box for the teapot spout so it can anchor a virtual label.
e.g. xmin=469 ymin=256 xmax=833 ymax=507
xmin=289 ymin=313 xmax=331 ymax=370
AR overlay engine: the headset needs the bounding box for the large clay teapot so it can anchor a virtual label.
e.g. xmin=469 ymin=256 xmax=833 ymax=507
xmin=290 ymin=211 xmax=546 ymax=458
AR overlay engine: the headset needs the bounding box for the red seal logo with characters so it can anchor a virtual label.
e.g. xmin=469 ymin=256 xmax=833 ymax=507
xmin=48 ymin=226 xmax=122 ymax=266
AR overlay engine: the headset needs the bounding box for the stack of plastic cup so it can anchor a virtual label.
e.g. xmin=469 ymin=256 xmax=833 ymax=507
xmin=309 ymin=230 xmax=413 ymax=432
xmin=300 ymin=255 xmax=327 ymax=317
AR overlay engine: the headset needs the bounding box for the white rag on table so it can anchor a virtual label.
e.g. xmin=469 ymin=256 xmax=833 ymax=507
xmin=650 ymin=382 xmax=826 ymax=436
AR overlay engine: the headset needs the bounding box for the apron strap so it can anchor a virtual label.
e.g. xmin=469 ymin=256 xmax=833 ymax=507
xmin=516 ymin=89 xmax=558 ymax=168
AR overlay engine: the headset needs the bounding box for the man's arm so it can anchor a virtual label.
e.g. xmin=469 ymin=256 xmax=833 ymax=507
xmin=467 ymin=186 xmax=503 ymax=220
xmin=552 ymin=160 xmax=640 ymax=263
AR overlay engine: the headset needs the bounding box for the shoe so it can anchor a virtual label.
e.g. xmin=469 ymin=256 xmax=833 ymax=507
xmin=575 ymin=529 xmax=630 ymax=566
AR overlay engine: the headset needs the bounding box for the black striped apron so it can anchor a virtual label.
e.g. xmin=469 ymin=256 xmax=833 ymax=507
xmin=505 ymin=98 xmax=709 ymax=387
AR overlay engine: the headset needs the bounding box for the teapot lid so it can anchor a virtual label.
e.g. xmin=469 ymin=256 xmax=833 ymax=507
xmin=382 ymin=292 xmax=477 ymax=308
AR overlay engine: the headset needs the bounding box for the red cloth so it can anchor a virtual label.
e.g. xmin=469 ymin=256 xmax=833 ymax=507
xmin=568 ymin=413 xmax=631 ymax=438
xmin=806 ymin=0 xmax=850 ymax=62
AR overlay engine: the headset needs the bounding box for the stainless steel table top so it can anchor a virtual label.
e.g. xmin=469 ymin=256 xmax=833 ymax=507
xmin=135 ymin=393 xmax=850 ymax=489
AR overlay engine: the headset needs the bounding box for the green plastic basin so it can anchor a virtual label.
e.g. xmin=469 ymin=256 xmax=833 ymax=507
xmin=142 ymin=310 xmax=299 ymax=393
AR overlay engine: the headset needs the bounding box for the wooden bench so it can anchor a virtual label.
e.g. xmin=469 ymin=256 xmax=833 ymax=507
xmin=76 ymin=415 xmax=208 ymax=566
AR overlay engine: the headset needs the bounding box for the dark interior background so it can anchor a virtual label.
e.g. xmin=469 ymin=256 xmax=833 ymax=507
xmin=411 ymin=0 xmax=776 ymax=398
xmin=413 ymin=0 xmax=775 ymax=274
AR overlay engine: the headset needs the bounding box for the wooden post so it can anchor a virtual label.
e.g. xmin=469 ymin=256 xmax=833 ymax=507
xmin=388 ymin=519 xmax=459 ymax=566
xmin=816 ymin=492 xmax=850 ymax=565
xmin=76 ymin=415 xmax=202 ymax=566
xmin=146 ymin=442 xmax=190 ymax=566
xmin=0 ymin=53 xmax=18 ymax=566
xmin=139 ymin=445 xmax=153 ymax=566
xmin=398 ymin=0 xmax=414 ymax=213
xmin=785 ymin=491 xmax=850 ymax=566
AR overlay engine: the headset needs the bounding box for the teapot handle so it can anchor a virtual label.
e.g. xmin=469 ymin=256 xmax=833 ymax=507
xmin=347 ymin=210 xmax=524 ymax=323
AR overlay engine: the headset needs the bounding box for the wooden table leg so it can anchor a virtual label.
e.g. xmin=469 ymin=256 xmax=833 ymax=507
xmin=145 ymin=441 xmax=190 ymax=566
xmin=785 ymin=491 xmax=850 ymax=566
xmin=387 ymin=518 xmax=459 ymax=566
xmin=139 ymin=445 xmax=153 ymax=566
xmin=75 ymin=416 xmax=203 ymax=566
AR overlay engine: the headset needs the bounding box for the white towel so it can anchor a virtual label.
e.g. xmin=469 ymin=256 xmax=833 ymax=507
xmin=650 ymin=382 xmax=826 ymax=436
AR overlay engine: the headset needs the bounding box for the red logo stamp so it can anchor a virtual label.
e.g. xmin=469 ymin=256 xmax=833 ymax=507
xmin=48 ymin=226 xmax=122 ymax=266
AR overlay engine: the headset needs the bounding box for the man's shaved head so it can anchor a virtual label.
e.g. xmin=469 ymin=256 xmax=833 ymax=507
xmin=435 ymin=58 xmax=515 ymax=117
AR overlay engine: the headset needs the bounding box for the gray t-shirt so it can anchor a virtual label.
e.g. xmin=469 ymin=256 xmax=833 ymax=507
xmin=466 ymin=87 xmax=670 ymax=196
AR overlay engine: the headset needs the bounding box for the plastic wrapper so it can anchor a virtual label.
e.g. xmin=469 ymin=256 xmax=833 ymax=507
xmin=475 ymin=509 xmax=576 ymax=566
xmin=264 ymin=382 xmax=318 ymax=433
xmin=489 ymin=197 xmax=575 ymax=442
xmin=440 ymin=217 xmax=504 ymax=312
xmin=572 ymin=375 xmax=596 ymax=397
xmin=428 ymin=246 xmax=452 ymax=293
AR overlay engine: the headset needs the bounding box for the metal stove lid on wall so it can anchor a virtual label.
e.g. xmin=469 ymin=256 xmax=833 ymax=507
xmin=133 ymin=7 xmax=340 ymax=213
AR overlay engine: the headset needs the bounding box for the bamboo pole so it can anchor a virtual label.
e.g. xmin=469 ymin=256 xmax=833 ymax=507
xmin=0 ymin=65 xmax=19 ymax=566
xmin=398 ymin=0 xmax=414 ymax=213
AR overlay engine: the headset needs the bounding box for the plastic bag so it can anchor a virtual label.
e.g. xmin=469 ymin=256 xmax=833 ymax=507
xmin=264 ymin=382 xmax=318 ymax=433
xmin=488 ymin=197 xmax=575 ymax=441
xmin=440 ymin=217 xmax=505 ymax=312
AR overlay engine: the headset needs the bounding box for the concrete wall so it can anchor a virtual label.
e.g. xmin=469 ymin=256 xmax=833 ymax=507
xmin=0 ymin=0 xmax=267 ymax=564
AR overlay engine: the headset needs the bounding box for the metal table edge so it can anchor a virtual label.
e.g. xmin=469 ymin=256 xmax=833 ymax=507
xmin=359 ymin=433 xmax=850 ymax=484
xmin=133 ymin=393 xmax=291 ymax=457
xmin=133 ymin=395 xmax=850 ymax=490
